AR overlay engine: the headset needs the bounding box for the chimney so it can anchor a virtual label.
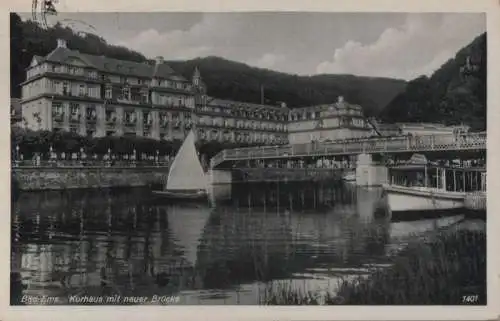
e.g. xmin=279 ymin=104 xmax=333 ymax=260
xmin=57 ymin=39 xmax=67 ymax=48
xmin=155 ymin=56 xmax=164 ymax=65
xmin=338 ymin=96 xmax=344 ymax=103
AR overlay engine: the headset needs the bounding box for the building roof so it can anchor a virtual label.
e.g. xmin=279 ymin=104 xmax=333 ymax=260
xmin=36 ymin=44 xmax=187 ymax=81
xmin=207 ymin=97 xmax=285 ymax=110
xmin=292 ymin=101 xmax=363 ymax=113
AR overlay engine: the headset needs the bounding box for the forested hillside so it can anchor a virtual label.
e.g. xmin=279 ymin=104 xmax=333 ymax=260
xmin=379 ymin=33 xmax=486 ymax=131
xmin=166 ymin=57 xmax=406 ymax=114
xmin=10 ymin=13 xmax=406 ymax=115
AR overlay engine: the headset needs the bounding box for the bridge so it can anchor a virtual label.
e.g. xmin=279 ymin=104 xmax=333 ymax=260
xmin=210 ymin=132 xmax=486 ymax=169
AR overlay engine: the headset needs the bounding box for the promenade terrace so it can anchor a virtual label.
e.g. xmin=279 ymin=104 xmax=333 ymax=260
xmin=210 ymin=132 xmax=486 ymax=169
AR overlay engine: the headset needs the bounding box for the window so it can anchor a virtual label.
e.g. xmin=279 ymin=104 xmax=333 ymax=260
xmin=79 ymin=84 xmax=86 ymax=96
xmin=143 ymin=112 xmax=152 ymax=125
xmin=106 ymin=109 xmax=116 ymax=122
xmin=86 ymin=104 xmax=97 ymax=120
xmin=140 ymin=89 xmax=148 ymax=103
xmin=160 ymin=113 xmax=169 ymax=126
xmin=70 ymin=103 xmax=80 ymax=121
xmin=88 ymin=70 xmax=98 ymax=79
xmin=52 ymin=101 xmax=63 ymax=116
xmin=105 ymin=85 xmax=112 ymax=99
xmin=121 ymin=86 xmax=130 ymax=100
xmin=62 ymin=82 xmax=69 ymax=95
xmin=87 ymin=86 xmax=95 ymax=98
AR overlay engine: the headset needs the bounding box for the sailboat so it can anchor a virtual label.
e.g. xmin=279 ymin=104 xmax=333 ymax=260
xmin=152 ymin=130 xmax=208 ymax=200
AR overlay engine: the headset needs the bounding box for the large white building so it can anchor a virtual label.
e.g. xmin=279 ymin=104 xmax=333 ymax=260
xmin=287 ymin=96 xmax=373 ymax=144
xmin=22 ymin=38 xmax=442 ymax=146
xmin=20 ymin=38 xmax=289 ymax=145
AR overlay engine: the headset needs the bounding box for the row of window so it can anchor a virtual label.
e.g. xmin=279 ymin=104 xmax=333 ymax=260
xmin=28 ymin=62 xmax=193 ymax=91
xmin=289 ymin=108 xmax=363 ymax=121
xmin=200 ymin=106 xmax=288 ymax=121
xmin=53 ymin=125 xmax=288 ymax=144
xmin=198 ymin=117 xmax=287 ymax=132
xmin=197 ymin=129 xmax=287 ymax=144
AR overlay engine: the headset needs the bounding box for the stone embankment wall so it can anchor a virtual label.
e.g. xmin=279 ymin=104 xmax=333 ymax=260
xmin=12 ymin=166 xmax=169 ymax=191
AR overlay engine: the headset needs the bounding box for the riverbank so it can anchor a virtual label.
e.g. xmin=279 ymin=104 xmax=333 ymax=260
xmin=262 ymin=226 xmax=486 ymax=305
xmin=12 ymin=166 xmax=169 ymax=191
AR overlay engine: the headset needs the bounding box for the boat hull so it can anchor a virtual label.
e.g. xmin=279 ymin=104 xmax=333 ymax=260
xmin=383 ymin=184 xmax=465 ymax=213
xmin=152 ymin=189 xmax=207 ymax=201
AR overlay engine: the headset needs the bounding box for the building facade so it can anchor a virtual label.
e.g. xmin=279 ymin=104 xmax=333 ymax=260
xmin=196 ymin=97 xmax=289 ymax=145
xmin=20 ymin=39 xmax=288 ymax=146
xmin=287 ymin=96 xmax=373 ymax=144
xmin=21 ymin=39 xmax=402 ymax=147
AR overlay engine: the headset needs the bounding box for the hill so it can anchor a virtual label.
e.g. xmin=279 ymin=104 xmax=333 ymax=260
xmin=379 ymin=33 xmax=486 ymax=131
xmin=11 ymin=13 xmax=406 ymax=115
xmin=166 ymin=57 xmax=407 ymax=114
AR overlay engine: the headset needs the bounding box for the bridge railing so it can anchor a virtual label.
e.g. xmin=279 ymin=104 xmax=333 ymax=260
xmin=211 ymin=132 xmax=486 ymax=168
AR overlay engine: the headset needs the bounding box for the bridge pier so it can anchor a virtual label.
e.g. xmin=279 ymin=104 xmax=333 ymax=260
xmin=355 ymin=153 xmax=388 ymax=187
xmin=208 ymin=169 xmax=233 ymax=185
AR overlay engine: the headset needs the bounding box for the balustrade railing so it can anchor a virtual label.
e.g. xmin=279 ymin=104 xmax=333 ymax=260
xmin=211 ymin=132 xmax=486 ymax=168
xmin=12 ymin=159 xmax=170 ymax=168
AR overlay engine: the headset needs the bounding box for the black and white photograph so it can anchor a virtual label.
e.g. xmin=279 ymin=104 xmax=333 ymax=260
xmin=9 ymin=1 xmax=492 ymax=312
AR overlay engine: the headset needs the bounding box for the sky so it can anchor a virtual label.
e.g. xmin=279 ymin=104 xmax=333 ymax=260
xmin=22 ymin=12 xmax=485 ymax=81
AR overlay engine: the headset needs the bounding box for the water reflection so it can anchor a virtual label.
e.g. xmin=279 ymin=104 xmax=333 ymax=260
xmin=11 ymin=182 xmax=467 ymax=305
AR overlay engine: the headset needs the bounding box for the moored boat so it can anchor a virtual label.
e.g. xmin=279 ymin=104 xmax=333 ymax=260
xmin=383 ymin=154 xmax=485 ymax=215
xmin=152 ymin=130 xmax=209 ymax=200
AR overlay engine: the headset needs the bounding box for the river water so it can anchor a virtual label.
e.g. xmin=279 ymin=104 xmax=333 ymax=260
xmin=11 ymin=181 xmax=476 ymax=305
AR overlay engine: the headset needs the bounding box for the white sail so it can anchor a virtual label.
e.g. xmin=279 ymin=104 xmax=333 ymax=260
xmin=166 ymin=130 xmax=207 ymax=191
